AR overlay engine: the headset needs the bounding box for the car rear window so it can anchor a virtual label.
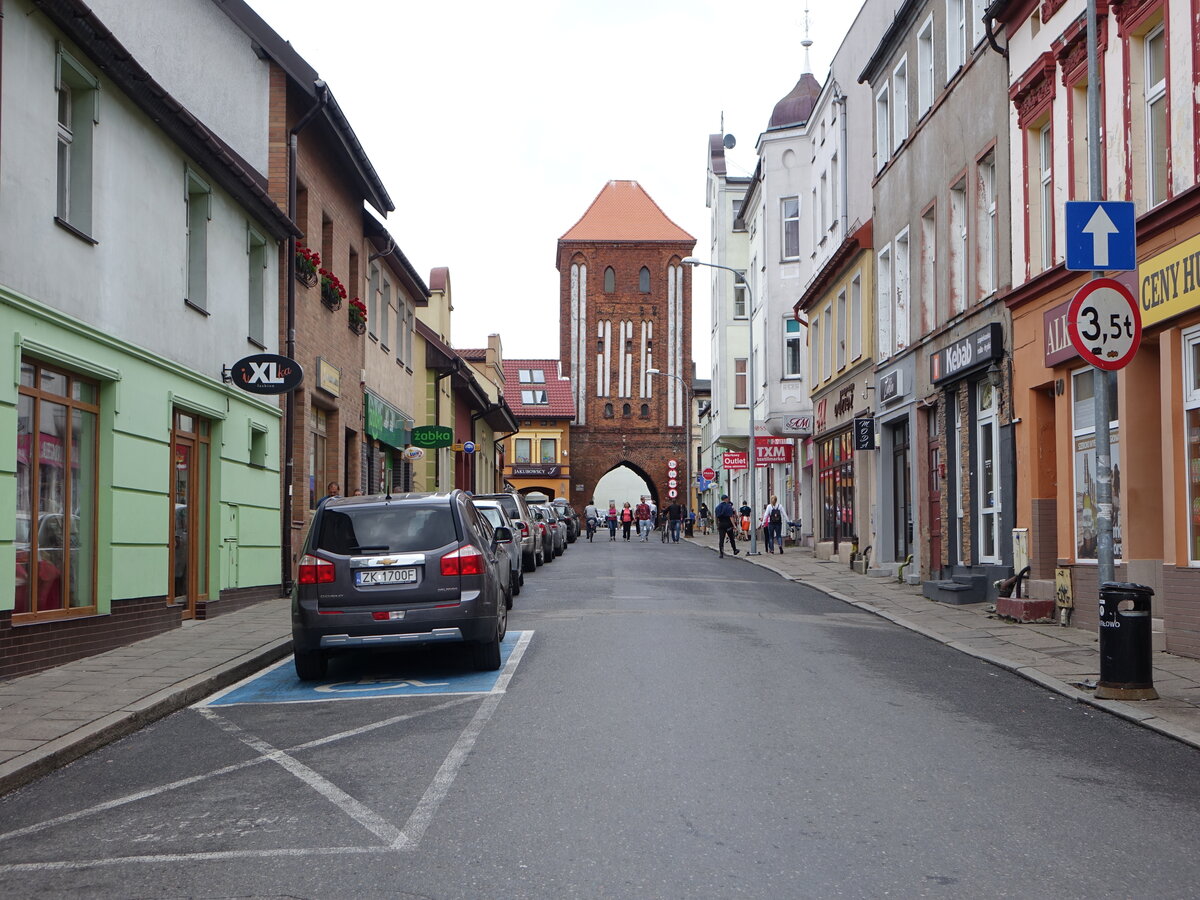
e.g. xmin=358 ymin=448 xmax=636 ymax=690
xmin=477 ymin=507 xmax=505 ymax=528
xmin=317 ymin=506 xmax=457 ymax=555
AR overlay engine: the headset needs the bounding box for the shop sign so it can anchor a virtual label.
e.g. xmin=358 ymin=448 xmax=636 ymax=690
xmin=930 ymin=323 xmax=1003 ymax=384
xmin=365 ymin=392 xmax=411 ymax=449
xmin=228 ymin=354 xmax=303 ymax=395
xmin=512 ymin=464 xmax=560 ymax=477
xmin=1044 ymin=299 xmax=1078 ymax=367
xmin=756 ymin=443 xmax=793 ymax=465
xmin=833 ymin=384 xmax=857 ymax=419
xmin=722 ymin=451 xmax=748 ymax=470
xmin=854 ymin=417 xmax=877 ymax=450
xmin=880 ymin=370 xmax=903 ymax=404
xmin=1138 ymin=231 xmax=1200 ymax=328
xmin=402 ymin=446 xmax=425 ymax=461
xmin=815 ymin=398 xmax=827 ymax=434
xmin=411 ymin=425 xmax=453 ymax=449
xmin=316 ymin=357 xmax=341 ymax=397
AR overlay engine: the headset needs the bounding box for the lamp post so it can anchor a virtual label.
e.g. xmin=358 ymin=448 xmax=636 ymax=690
xmin=682 ymin=257 xmax=758 ymax=555
xmin=647 ymin=367 xmax=692 ymax=519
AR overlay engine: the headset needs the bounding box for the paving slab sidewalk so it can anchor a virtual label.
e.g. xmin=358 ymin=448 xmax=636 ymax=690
xmin=687 ymin=529 xmax=1200 ymax=751
xmin=0 ymin=597 xmax=292 ymax=795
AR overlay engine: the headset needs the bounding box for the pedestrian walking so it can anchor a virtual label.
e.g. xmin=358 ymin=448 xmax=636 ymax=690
xmin=635 ymin=498 xmax=652 ymax=541
xmin=316 ymin=481 xmax=340 ymax=509
xmin=606 ymin=501 xmax=619 ymax=541
xmin=764 ymin=495 xmax=785 ymax=554
xmin=739 ymin=501 xmax=752 ymax=541
xmin=698 ymin=502 xmax=710 ymax=535
xmin=620 ymin=502 xmax=634 ymax=541
xmin=666 ymin=499 xmax=684 ymax=543
xmin=714 ymin=494 xmax=739 ymax=557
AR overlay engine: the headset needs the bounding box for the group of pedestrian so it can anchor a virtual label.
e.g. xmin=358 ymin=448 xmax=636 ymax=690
xmin=583 ymin=496 xmax=689 ymax=543
xmin=711 ymin=493 xmax=786 ymax=557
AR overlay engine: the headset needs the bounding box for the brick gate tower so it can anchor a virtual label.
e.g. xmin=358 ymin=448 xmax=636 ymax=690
xmin=557 ymin=181 xmax=696 ymax=507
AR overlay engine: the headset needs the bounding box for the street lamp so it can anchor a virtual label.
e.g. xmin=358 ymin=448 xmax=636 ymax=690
xmin=646 ymin=367 xmax=692 ymax=519
xmin=682 ymin=256 xmax=759 ymax=555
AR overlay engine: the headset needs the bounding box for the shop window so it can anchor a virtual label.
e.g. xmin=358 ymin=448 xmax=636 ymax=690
xmin=15 ymin=359 xmax=99 ymax=620
xmin=1184 ymin=326 xmax=1200 ymax=563
xmin=540 ymin=439 xmax=557 ymax=464
xmin=308 ymin=405 xmax=329 ymax=510
xmin=1071 ymin=368 xmax=1121 ymax=562
xmin=976 ymin=379 xmax=1001 ymax=563
xmin=515 ymin=438 xmax=532 ymax=463
xmin=818 ymin=430 xmax=855 ymax=546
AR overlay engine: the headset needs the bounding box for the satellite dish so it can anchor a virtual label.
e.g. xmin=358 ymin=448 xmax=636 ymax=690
xmin=723 ymin=134 xmax=737 ymax=150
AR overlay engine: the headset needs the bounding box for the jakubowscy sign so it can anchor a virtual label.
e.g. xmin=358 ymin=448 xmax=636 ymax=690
xmin=411 ymin=425 xmax=454 ymax=449
xmin=228 ymin=354 xmax=303 ymax=395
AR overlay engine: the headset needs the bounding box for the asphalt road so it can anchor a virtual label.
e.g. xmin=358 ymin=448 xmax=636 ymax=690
xmin=2 ymin=538 xmax=1200 ymax=898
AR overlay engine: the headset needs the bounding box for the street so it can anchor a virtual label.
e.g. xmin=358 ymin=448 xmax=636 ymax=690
xmin=2 ymin=542 xmax=1200 ymax=898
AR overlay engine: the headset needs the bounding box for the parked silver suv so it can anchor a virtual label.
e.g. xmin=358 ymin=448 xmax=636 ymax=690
xmin=473 ymin=491 xmax=540 ymax=572
xmin=291 ymin=490 xmax=511 ymax=679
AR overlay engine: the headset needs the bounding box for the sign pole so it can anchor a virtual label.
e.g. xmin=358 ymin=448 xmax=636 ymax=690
xmin=1087 ymin=0 xmax=1115 ymax=585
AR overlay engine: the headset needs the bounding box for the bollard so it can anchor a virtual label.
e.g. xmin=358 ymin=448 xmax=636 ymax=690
xmin=1095 ymin=582 xmax=1159 ymax=701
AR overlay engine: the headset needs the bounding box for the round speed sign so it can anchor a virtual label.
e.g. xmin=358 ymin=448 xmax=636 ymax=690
xmin=1067 ymin=277 xmax=1142 ymax=371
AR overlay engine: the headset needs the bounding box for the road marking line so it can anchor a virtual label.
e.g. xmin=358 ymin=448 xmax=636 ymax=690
xmin=0 ymin=845 xmax=393 ymax=873
xmin=195 ymin=657 xmax=291 ymax=707
xmin=198 ymin=709 xmax=401 ymax=846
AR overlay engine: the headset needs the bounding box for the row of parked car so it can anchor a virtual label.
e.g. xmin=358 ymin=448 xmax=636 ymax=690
xmin=290 ymin=489 xmax=580 ymax=680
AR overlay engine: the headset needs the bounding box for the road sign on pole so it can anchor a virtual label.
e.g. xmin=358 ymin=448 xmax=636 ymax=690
xmin=702 ymin=467 xmax=717 ymax=481
xmin=1067 ymin=277 xmax=1142 ymax=371
xmin=1065 ymin=201 xmax=1137 ymax=271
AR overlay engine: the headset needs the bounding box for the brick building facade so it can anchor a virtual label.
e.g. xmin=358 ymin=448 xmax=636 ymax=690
xmin=557 ymin=182 xmax=696 ymax=507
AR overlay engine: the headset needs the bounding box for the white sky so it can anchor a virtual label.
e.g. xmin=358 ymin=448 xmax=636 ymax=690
xmin=246 ymin=0 xmax=865 ymax=371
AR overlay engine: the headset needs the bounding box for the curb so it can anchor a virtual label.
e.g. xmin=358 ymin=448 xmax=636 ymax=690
xmin=0 ymin=637 xmax=292 ymax=797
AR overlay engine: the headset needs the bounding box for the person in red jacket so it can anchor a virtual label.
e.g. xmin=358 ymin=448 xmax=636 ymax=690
xmin=635 ymin=497 xmax=653 ymax=541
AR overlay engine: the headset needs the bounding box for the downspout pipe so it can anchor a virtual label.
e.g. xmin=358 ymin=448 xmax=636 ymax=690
xmin=834 ymin=85 xmax=849 ymax=237
xmin=282 ymin=80 xmax=328 ymax=593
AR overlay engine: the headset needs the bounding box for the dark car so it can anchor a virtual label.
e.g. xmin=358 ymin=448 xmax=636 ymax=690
xmin=473 ymin=491 xmax=541 ymax=573
xmin=537 ymin=504 xmax=567 ymax=558
xmin=529 ymin=506 xmax=553 ymax=565
xmin=552 ymin=500 xmax=581 ymax=543
xmin=291 ymin=490 xmax=511 ymax=680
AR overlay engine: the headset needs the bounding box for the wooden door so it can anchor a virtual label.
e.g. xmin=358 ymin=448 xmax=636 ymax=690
xmin=927 ymin=410 xmax=943 ymax=576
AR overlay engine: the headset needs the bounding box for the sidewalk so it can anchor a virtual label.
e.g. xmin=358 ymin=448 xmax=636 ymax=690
xmin=687 ymin=529 xmax=1200 ymax=750
xmin=0 ymin=597 xmax=292 ymax=795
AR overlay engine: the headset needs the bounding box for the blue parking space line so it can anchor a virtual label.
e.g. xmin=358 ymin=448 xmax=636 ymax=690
xmin=199 ymin=631 xmax=533 ymax=707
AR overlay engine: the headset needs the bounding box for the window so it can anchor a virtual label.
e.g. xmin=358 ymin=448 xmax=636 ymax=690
xmin=14 ymin=360 xmax=99 ymax=619
xmin=1072 ymin=368 xmax=1120 ymax=562
xmin=604 ymin=267 xmax=615 ymax=292
xmin=875 ymin=84 xmax=891 ymax=171
xmin=1038 ymin=123 xmax=1053 ymax=271
xmin=622 ymin=403 xmax=631 ymax=417
xmin=540 ymin=439 xmax=557 ymax=463
xmin=785 ymin=318 xmax=804 ymax=377
xmin=250 ymin=423 xmax=268 ymax=468
xmin=380 ymin=278 xmax=391 ymax=350
xmin=893 ymin=57 xmax=909 ymax=148
xmin=604 ymin=403 xmax=614 ymax=418
xmin=819 ymin=174 xmax=828 ymax=239
xmin=877 ymin=246 xmax=892 ymax=359
xmin=639 ymin=267 xmax=651 ymax=293
xmin=640 ymin=403 xmax=650 ymax=417
xmin=732 ymin=198 xmax=746 ymax=232
xmin=920 ymin=206 xmax=937 ymax=332
xmin=733 ymin=275 xmax=747 ymax=318
xmin=520 ymin=390 xmax=548 ymax=405
xmin=782 ymin=197 xmax=800 ymax=259
xmin=917 ymin=16 xmax=934 ymax=116
xmin=836 ymin=290 xmax=847 ymax=370
xmin=947 ymin=0 xmax=966 ymax=79
xmin=55 ymin=47 xmax=98 ymax=235
xmin=247 ymin=227 xmax=268 ymax=345
xmin=850 ymin=275 xmax=862 ymax=360
xmin=976 ymin=153 xmax=997 ymax=299
xmin=949 ymin=179 xmax=967 ymax=314
xmin=515 ymin=438 xmax=532 ymax=463
xmin=185 ymin=170 xmax=211 ymax=311
xmin=972 ymin=0 xmax=988 ymax=48
xmin=811 ymin=316 xmax=821 ymax=383
xmin=1144 ymin=25 xmax=1167 ymax=207
xmin=895 ymin=229 xmax=910 ymax=350
xmin=822 ymin=306 xmax=832 ymax=380
xmin=519 ymin=369 xmax=546 ymax=383
xmin=734 ymin=358 xmax=748 ymax=406
xmin=812 ymin=188 xmax=820 ymax=251
xmin=830 ymin=155 xmax=839 ymax=229
xmin=308 ymin=405 xmax=328 ymax=510
xmin=368 ymin=264 xmax=380 ymax=337
xmin=1184 ymin=325 xmax=1200 ymax=563
xmin=818 ymin=431 xmax=856 ymax=544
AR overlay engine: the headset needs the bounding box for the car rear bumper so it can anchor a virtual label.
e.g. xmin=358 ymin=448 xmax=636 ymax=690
xmin=292 ymin=592 xmax=497 ymax=651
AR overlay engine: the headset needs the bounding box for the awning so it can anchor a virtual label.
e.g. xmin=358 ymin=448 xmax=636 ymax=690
xmin=364 ymin=390 xmax=413 ymax=449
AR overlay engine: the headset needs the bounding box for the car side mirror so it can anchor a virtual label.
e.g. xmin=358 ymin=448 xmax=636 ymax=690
xmin=493 ymin=526 xmax=513 ymax=544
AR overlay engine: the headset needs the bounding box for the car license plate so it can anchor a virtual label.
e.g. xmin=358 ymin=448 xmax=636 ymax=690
xmin=356 ymin=567 xmax=417 ymax=586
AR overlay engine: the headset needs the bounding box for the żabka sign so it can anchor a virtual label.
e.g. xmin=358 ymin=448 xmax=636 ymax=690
xmin=228 ymin=354 xmax=303 ymax=395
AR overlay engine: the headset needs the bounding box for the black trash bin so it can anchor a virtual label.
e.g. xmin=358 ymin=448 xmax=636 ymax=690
xmin=684 ymin=519 xmax=694 ymax=538
xmin=1096 ymin=582 xmax=1159 ymax=700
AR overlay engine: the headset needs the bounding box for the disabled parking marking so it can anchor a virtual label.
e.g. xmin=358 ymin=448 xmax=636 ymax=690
xmin=198 ymin=631 xmax=533 ymax=707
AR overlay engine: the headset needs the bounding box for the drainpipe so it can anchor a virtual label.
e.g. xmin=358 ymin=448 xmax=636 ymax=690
xmin=834 ymin=86 xmax=849 ymax=238
xmin=281 ymin=80 xmax=328 ymax=593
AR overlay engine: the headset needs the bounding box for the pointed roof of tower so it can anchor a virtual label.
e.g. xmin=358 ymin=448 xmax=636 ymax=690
xmin=560 ymin=180 xmax=694 ymax=243
xmin=768 ymin=72 xmax=822 ymax=130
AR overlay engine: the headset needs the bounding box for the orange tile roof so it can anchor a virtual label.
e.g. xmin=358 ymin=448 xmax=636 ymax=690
xmin=502 ymin=360 xmax=576 ymax=418
xmin=560 ymin=180 xmax=695 ymax=243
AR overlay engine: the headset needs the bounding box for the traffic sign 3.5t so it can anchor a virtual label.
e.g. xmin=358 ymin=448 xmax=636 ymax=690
xmin=1067 ymin=277 xmax=1142 ymax=371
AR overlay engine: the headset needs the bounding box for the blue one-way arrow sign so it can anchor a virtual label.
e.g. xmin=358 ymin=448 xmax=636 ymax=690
xmin=1065 ymin=201 xmax=1136 ymax=272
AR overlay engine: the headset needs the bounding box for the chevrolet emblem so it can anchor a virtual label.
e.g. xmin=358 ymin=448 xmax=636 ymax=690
xmin=377 ymin=557 xmax=397 ymax=566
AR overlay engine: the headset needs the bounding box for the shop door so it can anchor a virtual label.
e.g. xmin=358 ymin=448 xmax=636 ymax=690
xmin=169 ymin=411 xmax=209 ymax=619
xmin=927 ymin=410 xmax=943 ymax=574
xmin=891 ymin=420 xmax=912 ymax=561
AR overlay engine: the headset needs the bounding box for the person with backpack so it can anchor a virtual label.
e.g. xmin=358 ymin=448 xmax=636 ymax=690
xmin=763 ymin=494 xmax=785 ymax=554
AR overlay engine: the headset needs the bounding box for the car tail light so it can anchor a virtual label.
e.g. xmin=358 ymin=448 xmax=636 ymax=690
xmin=298 ymin=554 xmax=335 ymax=584
xmin=441 ymin=545 xmax=485 ymax=576
xmin=538 ymin=523 xmax=547 ymax=535
xmin=518 ymin=521 xmax=529 ymax=536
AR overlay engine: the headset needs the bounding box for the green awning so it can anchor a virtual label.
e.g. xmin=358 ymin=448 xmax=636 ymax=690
xmin=364 ymin=391 xmax=413 ymax=449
